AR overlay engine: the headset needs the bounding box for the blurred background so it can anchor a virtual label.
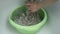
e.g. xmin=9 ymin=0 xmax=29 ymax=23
xmin=0 ymin=0 xmax=60 ymax=34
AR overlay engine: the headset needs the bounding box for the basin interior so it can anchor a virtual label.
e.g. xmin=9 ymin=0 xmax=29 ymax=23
xmin=10 ymin=6 xmax=45 ymax=26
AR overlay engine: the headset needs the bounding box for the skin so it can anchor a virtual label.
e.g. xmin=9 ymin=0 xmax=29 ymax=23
xmin=25 ymin=0 xmax=56 ymax=12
